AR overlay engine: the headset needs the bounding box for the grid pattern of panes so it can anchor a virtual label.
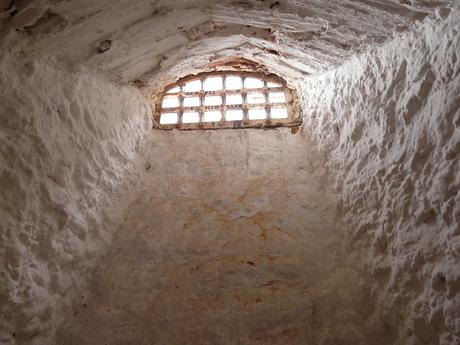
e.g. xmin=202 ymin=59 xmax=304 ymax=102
xmin=159 ymin=75 xmax=289 ymax=125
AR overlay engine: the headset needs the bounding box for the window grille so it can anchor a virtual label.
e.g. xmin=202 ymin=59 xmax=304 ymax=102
xmin=154 ymin=72 xmax=300 ymax=130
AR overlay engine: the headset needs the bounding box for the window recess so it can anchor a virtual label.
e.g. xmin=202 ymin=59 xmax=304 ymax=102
xmin=155 ymin=71 xmax=301 ymax=130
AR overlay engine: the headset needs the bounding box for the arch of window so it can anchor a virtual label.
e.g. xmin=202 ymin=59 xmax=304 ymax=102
xmin=154 ymin=72 xmax=301 ymax=130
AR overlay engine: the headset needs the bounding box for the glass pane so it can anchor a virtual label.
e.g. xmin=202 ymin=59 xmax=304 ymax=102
xmin=167 ymin=86 xmax=180 ymax=93
xmin=271 ymin=108 xmax=288 ymax=119
xmin=226 ymin=109 xmax=244 ymax=121
xmin=248 ymin=108 xmax=266 ymax=120
xmin=182 ymin=112 xmax=200 ymax=123
xmin=247 ymin=92 xmax=265 ymax=104
xmin=226 ymin=94 xmax=243 ymax=105
xmin=162 ymin=96 xmax=179 ymax=108
xmin=160 ymin=112 xmax=178 ymax=124
xmin=183 ymin=80 xmax=202 ymax=92
xmin=183 ymin=96 xmax=200 ymax=107
xmin=226 ymin=76 xmax=242 ymax=90
xmin=203 ymin=111 xmax=222 ymax=122
xmin=203 ymin=77 xmax=223 ymax=91
xmin=267 ymin=81 xmax=282 ymax=88
xmin=268 ymin=92 xmax=286 ymax=103
xmin=245 ymin=77 xmax=264 ymax=89
xmin=204 ymin=95 xmax=222 ymax=106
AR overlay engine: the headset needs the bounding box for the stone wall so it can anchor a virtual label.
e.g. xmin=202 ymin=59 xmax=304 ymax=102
xmin=302 ymin=10 xmax=460 ymax=345
xmin=0 ymin=56 xmax=151 ymax=344
xmin=55 ymin=129 xmax=382 ymax=345
xmin=1 ymin=5 xmax=459 ymax=345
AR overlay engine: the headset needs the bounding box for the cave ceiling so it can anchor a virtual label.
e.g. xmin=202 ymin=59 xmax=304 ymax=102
xmin=0 ymin=0 xmax=455 ymax=90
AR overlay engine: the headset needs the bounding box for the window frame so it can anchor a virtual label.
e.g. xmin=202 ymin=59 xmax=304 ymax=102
xmin=153 ymin=71 xmax=301 ymax=130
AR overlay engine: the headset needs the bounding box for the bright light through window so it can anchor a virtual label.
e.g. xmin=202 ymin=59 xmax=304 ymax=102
xmin=248 ymin=108 xmax=266 ymax=120
xmin=183 ymin=80 xmax=201 ymax=92
xmin=226 ymin=94 xmax=243 ymax=105
xmin=269 ymin=92 xmax=286 ymax=103
xmin=247 ymin=92 xmax=265 ymax=104
xmin=204 ymin=95 xmax=222 ymax=106
xmin=226 ymin=76 xmax=242 ymax=90
xmin=203 ymin=111 xmax=222 ymax=122
xmin=183 ymin=96 xmax=200 ymax=107
xmin=204 ymin=77 xmax=223 ymax=91
xmin=226 ymin=109 xmax=244 ymax=121
xmin=271 ymin=108 xmax=288 ymax=119
xmin=162 ymin=96 xmax=179 ymax=108
xmin=160 ymin=112 xmax=178 ymax=124
xmin=182 ymin=111 xmax=200 ymax=123
xmin=156 ymin=73 xmax=297 ymax=129
xmin=245 ymin=77 xmax=264 ymax=89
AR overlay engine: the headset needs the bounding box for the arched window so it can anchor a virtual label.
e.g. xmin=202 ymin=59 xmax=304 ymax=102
xmin=155 ymin=72 xmax=300 ymax=129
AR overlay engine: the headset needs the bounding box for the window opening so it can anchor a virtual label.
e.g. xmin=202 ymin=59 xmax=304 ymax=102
xmin=159 ymin=112 xmax=178 ymax=125
xmin=271 ymin=108 xmax=288 ymax=119
xmin=203 ymin=110 xmax=222 ymax=122
xmin=155 ymin=71 xmax=300 ymax=130
xmin=183 ymin=111 xmax=200 ymax=123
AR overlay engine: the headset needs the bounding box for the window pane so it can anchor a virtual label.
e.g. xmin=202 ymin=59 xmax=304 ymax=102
xmin=245 ymin=77 xmax=264 ymax=89
xmin=268 ymin=92 xmax=286 ymax=103
xmin=247 ymin=92 xmax=265 ymax=104
xmin=267 ymin=81 xmax=282 ymax=88
xmin=183 ymin=96 xmax=200 ymax=107
xmin=271 ymin=108 xmax=288 ymax=119
xmin=226 ymin=94 xmax=243 ymax=105
xmin=203 ymin=77 xmax=223 ymax=91
xmin=226 ymin=109 xmax=244 ymax=121
xmin=158 ymin=74 xmax=290 ymax=128
xmin=183 ymin=80 xmax=201 ymax=92
xmin=204 ymin=95 xmax=222 ymax=106
xmin=162 ymin=96 xmax=179 ymax=108
xmin=203 ymin=111 xmax=222 ymax=122
xmin=167 ymin=86 xmax=180 ymax=93
xmin=248 ymin=108 xmax=266 ymax=120
xmin=160 ymin=112 xmax=178 ymax=124
xmin=226 ymin=76 xmax=242 ymax=90
xmin=182 ymin=111 xmax=200 ymax=123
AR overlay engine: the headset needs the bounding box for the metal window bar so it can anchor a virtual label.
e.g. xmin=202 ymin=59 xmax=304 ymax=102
xmin=156 ymin=72 xmax=298 ymax=129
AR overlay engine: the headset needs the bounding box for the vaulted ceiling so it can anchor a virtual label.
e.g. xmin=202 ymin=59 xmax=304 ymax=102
xmin=0 ymin=0 xmax=456 ymax=90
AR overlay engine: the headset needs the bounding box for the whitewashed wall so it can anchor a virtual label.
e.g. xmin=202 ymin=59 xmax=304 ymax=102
xmin=302 ymin=10 xmax=460 ymax=345
xmin=0 ymin=56 xmax=151 ymax=344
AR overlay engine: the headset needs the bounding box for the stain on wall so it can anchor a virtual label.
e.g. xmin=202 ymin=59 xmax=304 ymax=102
xmin=56 ymin=129 xmax=382 ymax=345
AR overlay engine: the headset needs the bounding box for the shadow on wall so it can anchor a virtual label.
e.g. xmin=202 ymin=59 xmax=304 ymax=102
xmin=55 ymin=129 xmax=386 ymax=345
xmin=0 ymin=56 xmax=151 ymax=345
xmin=302 ymin=9 xmax=460 ymax=345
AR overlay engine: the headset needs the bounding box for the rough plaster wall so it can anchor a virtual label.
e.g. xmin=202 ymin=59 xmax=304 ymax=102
xmin=302 ymin=10 xmax=460 ymax=345
xmin=54 ymin=129 xmax=383 ymax=345
xmin=0 ymin=0 xmax=455 ymax=87
xmin=0 ymin=56 xmax=152 ymax=344
xmin=1 ymin=3 xmax=459 ymax=345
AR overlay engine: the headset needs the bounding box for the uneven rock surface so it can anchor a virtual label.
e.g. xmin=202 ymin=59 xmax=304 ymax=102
xmin=0 ymin=0 xmax=456 ymax=87
xmin=0 ymin=1 xmax=459 ymax=345
xmin=302 ymin=10 xmax=460 ymax=345
xmin=0 ymin=56 xmax=151 ymax=344
xmin=56 ymin=129 xmax=382 ymax=345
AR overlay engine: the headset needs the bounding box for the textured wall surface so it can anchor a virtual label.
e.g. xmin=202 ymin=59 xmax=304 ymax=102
xmin=0 ymin=56 xmax=151 ymax=344
xmin=302 ymin=10 xmax=460 ymax=345
xmin=1 ymin=2 xmax=459 ymax=345
xmin=55 ymin=129 xmax=383 ymax=345
xmin=0 ymin=0 xmax=455 ymax=88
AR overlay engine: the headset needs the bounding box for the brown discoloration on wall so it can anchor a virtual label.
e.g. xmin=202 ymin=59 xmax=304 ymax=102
xmin=55 ymin=129 xmax=380 ymax=345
